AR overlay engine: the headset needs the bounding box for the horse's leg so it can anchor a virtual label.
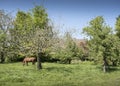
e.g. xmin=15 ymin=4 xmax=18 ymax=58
xmin=33 ymin=61 xmax=35 ymax=65
xmin=25 ymin=61 xmax=28 ymax=66
xmin=25 ymin=61 xmax=26 ymax=66
xmin=33 ymin=61 xmax=36 ymax=65
xmin=32 ymin=60 xmax=35 ymax=65
xmin=32 ymin=61 xmax=34 ymax=65
xmin=26 ymin=61 xmax=28 ymax=66
xmin=23 ymin=61 xmax=25 ymax=66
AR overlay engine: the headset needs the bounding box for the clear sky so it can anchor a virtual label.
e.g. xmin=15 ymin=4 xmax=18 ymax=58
xmin=0 ymin=0 xmax=120 ymax=39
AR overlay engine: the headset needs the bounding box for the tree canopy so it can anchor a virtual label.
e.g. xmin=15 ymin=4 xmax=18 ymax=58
xmin=83 ymin=16 xmax=120 ymax=72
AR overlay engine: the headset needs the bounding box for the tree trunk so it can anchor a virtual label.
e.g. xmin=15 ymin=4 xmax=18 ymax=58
xmin=0 ymin=51 xmax=5 ymax=63
xmin=37 ymin=52 xmax=42 ymax=70
xmin=68 ymin=59 xmax=72 ymax=64
xmin=103 ymin=57 xmax=108 ymax=72
xmin=112 ymin=60 xmax=117 ymax=66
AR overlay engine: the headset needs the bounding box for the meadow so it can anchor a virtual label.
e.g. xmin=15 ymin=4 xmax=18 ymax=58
xmin=0 ymin=61 xmax=120 ymax=86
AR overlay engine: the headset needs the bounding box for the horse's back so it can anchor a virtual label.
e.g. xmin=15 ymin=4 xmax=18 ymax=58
xmin=24 ymin=57 xmax=36 ymax=62
xmin=29 ymin=57 xmax=36 ymax=61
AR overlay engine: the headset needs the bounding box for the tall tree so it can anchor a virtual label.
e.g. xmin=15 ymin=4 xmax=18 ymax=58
xmin=83 ymin=16 xmax=120 ymax=72
xmin=32 ymin=5 xmax=53 ymax=70
xmin=52 ymin=32 xmax=78 ymax=64
xmin=114 ymin=15 xmax=120 ymax=65
xmin=32 ymin=5 xmax=48 ymax=28
xmin=64 ymin=32 xmax=78 ymax=64
xmin=13 ymin=6 xmax=53 ymax=70
xmin=13 ymin=10 xmax=33 ymax=57
xmin=115 ymin=15 xmax=120 ymax=38
xmin=0 ymin=10 xmax=13 ymax=63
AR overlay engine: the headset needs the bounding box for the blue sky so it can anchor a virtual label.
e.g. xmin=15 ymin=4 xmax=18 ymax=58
xmin=0 ymin=0 xmax=120 ymax=38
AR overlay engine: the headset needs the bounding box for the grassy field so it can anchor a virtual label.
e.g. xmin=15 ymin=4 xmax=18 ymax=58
xmin=0 ymin=61 xmax=120 ymax=86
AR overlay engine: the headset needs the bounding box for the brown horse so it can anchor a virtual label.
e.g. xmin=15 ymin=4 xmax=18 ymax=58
xmin=23 ymin=57 xmax=36 ymax=66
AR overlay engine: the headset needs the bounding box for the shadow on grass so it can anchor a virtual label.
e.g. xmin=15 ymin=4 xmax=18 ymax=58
xmin=96 ymin=65 xmax=120 ymax=73
xmin=107 ymin=66 xmax=120 ymax=73
xmin=45 ymin=66 xmax=72 ymax=73
xmin=52 ymin=82 xmax=77 ymax=86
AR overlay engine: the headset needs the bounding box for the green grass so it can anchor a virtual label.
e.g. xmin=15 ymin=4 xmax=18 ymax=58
xmin=0 ymin=61 xmax=120 ymax=86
